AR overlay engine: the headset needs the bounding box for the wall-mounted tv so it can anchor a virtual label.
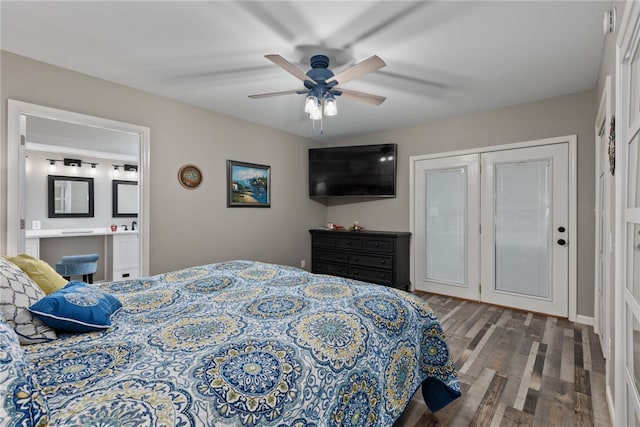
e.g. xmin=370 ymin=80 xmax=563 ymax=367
xmin=308 ymin=143 xmax=397 ymax=197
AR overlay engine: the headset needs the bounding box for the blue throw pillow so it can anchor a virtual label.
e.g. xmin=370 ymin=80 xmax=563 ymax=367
xmin=28 ymin=281 xmax=122 ymax=332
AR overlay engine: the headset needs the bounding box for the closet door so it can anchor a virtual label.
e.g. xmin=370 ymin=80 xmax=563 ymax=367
xmin=480 ymin=144 xmax=569 ymax=317
xmin=414 ymin=154 xmax=480 ymax=300
xmin=618 ymin=2 xmax=640 ymax=423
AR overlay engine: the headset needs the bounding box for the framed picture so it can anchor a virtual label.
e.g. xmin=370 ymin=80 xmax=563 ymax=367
xmin=227 ymin=160 xmax=271 ymax=208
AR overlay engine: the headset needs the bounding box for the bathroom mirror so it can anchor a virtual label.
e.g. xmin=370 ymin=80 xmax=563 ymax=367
xmin=112 ymin=180 xmax=138 ymax=217
xmin=48 ymin=175 xmax=95 ymax=218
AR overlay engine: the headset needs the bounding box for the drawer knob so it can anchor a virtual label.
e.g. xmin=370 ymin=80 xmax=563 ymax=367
xmin=346 ymin=241 xmax=352 ymax=245
xmin=354 ymin=257 xmax=359 ymax=262
xmin=380 ymin=274 xmax=385 ymax=279
xmin=354 ymin=270 xmax=359 ymax=275
xmin=375 ymin=243 xmax=380 ymax=247
xmin=380 ymin=260 xmax=386 ymax=264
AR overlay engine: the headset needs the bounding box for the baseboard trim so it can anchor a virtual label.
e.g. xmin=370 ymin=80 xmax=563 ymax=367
xmin=575 ymin=314 xmax=594 ymax=326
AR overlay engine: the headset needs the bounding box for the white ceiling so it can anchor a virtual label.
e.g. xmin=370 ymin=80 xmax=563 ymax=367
xmin=1 ymin=1 xmax=610 ymax=141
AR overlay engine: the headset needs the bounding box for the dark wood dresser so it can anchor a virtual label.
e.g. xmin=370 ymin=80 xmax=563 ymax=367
xmin=309 ymin=229 xmax=411 ymax=290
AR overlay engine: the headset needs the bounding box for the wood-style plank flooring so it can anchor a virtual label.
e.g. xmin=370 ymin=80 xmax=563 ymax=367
xmin=394 ymin=292 xmax=611 ymax=427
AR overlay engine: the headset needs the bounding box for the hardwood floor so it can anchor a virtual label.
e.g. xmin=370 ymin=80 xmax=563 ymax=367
xmin=394 ymin=292 xmax=611 ymax=427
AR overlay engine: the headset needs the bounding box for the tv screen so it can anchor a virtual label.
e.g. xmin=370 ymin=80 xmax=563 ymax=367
xmin=308 ymin=143 xmax=397 ymax=197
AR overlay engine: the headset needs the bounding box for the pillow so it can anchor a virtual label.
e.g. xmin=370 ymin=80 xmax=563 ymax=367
xmin=5 ymin=254 xmax=67 ymax=294
xmin=0 ymin=313 xmax=50 ymax=426
xmin=29 ymin=281 xmax=122 ymax=332
xmin=0 ymin=257 xmax=56 ymax=344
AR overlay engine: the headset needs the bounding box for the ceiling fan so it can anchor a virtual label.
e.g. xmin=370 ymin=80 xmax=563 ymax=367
xmin=248 ymin=53 xmax=387 ymax=121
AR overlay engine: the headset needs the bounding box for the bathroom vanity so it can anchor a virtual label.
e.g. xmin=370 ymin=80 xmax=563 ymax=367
xmin=25 ymin=228 xmax=139 ymax=282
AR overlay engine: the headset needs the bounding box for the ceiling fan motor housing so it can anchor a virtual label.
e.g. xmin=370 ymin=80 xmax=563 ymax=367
xmin=306 ymin=55 xmax=335 ymax=84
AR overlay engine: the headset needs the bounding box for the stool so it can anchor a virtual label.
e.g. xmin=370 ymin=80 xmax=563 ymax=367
xmin=55 ymin=254 xmax=99 ymax=284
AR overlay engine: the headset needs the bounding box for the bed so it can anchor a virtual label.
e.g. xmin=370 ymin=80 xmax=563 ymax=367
xmin=2 ymin=259 xmax=460 ymax=426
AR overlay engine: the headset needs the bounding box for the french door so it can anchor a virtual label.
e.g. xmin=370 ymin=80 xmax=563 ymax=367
xmin=413 ymin=140 xmax=572 ymax=317
xmin=414 ymin=154 xmax=480 ymax=300
xmin=616 ymin=2 xmax=640 ymax=424
xmin=480 ymin=144 xmax=568 ymax=316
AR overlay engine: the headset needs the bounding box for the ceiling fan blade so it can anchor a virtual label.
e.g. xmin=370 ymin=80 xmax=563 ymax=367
xmin=326 ymin=55 xmax=386 ymax=85
xmin=265 ymin=54 xmax=316 ymax=84
xmin=337 ymin=88 xmax=386 ymax=106
xmin=248 ymin=89 xmax=302 ymax=99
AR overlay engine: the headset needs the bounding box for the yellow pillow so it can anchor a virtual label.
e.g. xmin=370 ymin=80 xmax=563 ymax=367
xmin=6 ymin=254 xmax=68 ymax=294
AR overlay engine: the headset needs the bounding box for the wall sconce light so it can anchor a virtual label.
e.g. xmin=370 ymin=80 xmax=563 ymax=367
xmin=89 ymin=163 xmax=98 ymax=176
xmin=112 ymin=165 xmax=120 ymax=177
xmin=124 ymin=164 xmax=138 ymax=179
xmin=63 ymin=158 xmax=82 ymax=174
xmin=47 ymin=159 xmax=57 ymax=173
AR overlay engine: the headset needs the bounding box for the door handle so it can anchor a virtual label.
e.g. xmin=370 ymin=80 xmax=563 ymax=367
xmin=557 ymin=239 xmax=567 ymax=246
xmin=558 ymin=226 xmax=566 ymax=233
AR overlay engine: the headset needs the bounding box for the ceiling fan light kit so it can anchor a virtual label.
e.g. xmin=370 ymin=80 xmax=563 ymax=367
xmin=249 ymin=52 xmax=386 ymax=134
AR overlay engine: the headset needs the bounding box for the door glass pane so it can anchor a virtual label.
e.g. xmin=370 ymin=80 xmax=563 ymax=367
xmin=630 ymin=308 xmax=640 ymax=396
xmin=627 ymin=382 xmax=640 ymax=427
xmin=628 ymin=134 xmax=640 ymax=208
xmin=424 ymin=167 xmax=466 ymax=285
xmin=494 ymin=160 xmax=551 ymax=298
xmin=628 ymin=223 xmax=640 ymax=303
xmin=630 ymin=40 xmax=640 ymax=127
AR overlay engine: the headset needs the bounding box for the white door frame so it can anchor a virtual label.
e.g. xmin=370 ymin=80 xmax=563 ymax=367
xmin=410 ymin=135 xmax=577 ymax=322
xmin=594 ymin=74 xmax=615 ymax=421
xmin=595 ymin=75 xmax=612 ymax=342
xmin=6 ymin=100 xmax=151 ymax=276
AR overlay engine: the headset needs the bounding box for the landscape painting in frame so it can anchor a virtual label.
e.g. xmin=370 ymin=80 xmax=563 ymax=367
xmin=227 ymin=160 xmax=271 ymax=207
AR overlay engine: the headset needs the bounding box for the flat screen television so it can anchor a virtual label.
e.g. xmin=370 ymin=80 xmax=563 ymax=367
xmin=308 ymin=143 xmax=397 ymax=197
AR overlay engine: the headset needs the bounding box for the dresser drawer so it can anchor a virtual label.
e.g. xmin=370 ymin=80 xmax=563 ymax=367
xmin=363 ymin=238 xmax=395 ymax=253
xmin=349 ymin=254 xmax=393 ymax=270
xmin=313 ymin=235 xmax=335 ymax=247
xmin=312 ymin=260 xmax=348 ymax=277
xmin=349 ymin=266 xmax=393 ymax=285
xmin=336 ymin=236 xmax=362 ymax=250
xmin=315 ymin=250 xmax=348 ymax=263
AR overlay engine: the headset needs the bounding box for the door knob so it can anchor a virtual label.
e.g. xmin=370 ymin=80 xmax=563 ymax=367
xmin=557 ymin=239 xmax=567 ymax=246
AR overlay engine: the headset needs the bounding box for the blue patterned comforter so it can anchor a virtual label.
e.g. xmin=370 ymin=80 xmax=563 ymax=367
xmin=24 ymin=260 xmax=460 ymax=426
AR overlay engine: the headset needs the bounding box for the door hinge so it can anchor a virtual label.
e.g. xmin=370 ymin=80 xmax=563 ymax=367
xmin=479 ymin=283 xmax=482 ymax=295
xmin=479 ymin=164 xmax=482 ymax=174
xmin=20 ymin=219 xmax=25 ymax=230
xmin=479 ymin=224 xmax=482 ymax=234
xmin=20 ymin=135 xmax=25 ymax=145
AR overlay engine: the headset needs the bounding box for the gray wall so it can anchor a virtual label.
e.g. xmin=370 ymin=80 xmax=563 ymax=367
xmin=327 ymin=90 xmax=596 ymax=317
xmin=1 ymin=51 xmax=326 ymax=274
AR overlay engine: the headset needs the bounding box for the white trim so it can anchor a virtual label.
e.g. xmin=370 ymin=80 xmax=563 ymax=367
xmin=410 ymin=135 xmax=577 ymax=321
xmin=607 ymin=383 xmax=617 ymax=427
xmin=6 ymin=100 xmax=150 ymax=276
xmin=594 ymin=74 xmax=612 ymax=338
xmin=575 ymin=315 xmax=594 ymax=326
xmin=25 ymin=142 xmax=138 ymax=163
xmin=409 ymin=135 xmax=576 ymax=162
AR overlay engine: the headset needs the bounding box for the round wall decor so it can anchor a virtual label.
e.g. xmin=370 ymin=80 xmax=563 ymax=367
xmin=178 ymin=164 xmax=202 ymax=189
